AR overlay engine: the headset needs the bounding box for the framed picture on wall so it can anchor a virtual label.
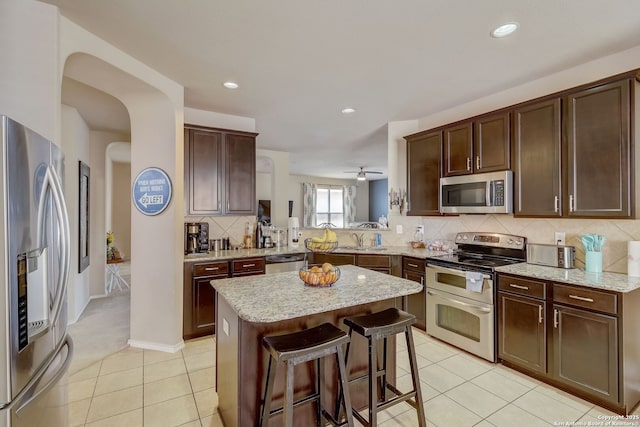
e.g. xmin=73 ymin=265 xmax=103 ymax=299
xmin=78 ymin=161 xmax=90 ymax=273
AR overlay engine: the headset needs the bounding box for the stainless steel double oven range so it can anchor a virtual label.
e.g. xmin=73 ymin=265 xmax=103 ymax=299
xmin=426 ymin=232 xmax=526 ymax=362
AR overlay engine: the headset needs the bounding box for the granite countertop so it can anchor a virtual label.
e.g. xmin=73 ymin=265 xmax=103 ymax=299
xmin=211 ymin=264 xmax=423 ymax=323
xmin=496 ymin=263 xmax=640 ymax=293
xmin=184 ymin=245 xmax=448 ymax=262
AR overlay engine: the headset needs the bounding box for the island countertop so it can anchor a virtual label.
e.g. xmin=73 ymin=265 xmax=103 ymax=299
xmin=212 ymin=264 xmax=422 ymax=323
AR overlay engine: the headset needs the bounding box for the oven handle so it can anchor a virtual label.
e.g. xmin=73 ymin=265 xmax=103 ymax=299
xmin=427 ymin=290 xmax=492 ymax=313
xmin=427 ymin=264 xmax=492 ymax=280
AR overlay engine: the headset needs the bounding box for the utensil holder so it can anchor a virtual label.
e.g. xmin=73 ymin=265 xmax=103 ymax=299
xmin=585 ymin=251 xmax=602 ymax=273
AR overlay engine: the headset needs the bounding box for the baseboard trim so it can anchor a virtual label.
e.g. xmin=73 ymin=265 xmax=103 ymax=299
xmin=128 ymin=339 xmax=185 ymax=353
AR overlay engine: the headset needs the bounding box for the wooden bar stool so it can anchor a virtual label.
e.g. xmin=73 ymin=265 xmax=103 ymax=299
xmin=337 ymin=307 xmax=426 ymax=427
xmin=259 ymin=323 xmax=354 ymax=427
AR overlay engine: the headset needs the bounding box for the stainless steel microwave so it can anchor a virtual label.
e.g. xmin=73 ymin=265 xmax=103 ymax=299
xmin=440 ymin=170 xmax=513 ymax=214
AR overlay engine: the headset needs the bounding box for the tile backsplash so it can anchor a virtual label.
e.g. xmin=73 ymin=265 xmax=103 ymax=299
xmin=385 ymin=212 xmax=640 ymax=274
xmin=189 ymin=213 xmax=640 ymax=274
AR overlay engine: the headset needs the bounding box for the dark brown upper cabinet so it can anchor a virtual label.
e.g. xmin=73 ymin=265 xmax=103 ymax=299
xmin=185 ymin=126 xmax=257 ymax=216
xmin=565 ymin=79 xmax=632 ymax=218
xmin=514 ymin=78 xmax=633 ymax=219
xmin=513 ymin=99 xmax=562 ymax=217
xmin=443 ymin=122 xmax=473 ymax=176
xmin=443 ymin=113 xmax=510 ymax=177
xmin=405 ymin=130 xmax=442 ymax=216
xmin=474 ymin=113 xmax=511 ymax=173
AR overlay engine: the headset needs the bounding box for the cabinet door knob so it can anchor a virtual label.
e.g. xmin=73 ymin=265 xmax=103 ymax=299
xmin=466 ymin=157 xmax=471 ymax=171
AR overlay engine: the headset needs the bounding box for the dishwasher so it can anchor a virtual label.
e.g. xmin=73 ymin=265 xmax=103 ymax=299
xmin=265 ymin=253 xmax=306 ymax=274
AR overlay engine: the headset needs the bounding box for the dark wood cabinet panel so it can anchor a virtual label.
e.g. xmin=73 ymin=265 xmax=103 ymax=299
xmin=498 ymin=292 xmax=546 ymax=374
xmin=230 ymin=257 xmax=265 ymax=277
xmin=565 ymin=79 xmax=632 ymax=218
xmin=551 ymin=304 xmax=618 ymax=403
xmin=186 ymin=129 xmax=222 ymax=215
xmin=184 ymin=261 xmax=228 ymax=339
xmin=185 ymin=125 xmax=257 ymax=216
xmin=192 ymin=276 xmax=216 ymax=333
xmin=513 ymin=99 xmax=562 ymax=217
xmin=474 ymin=112 xmax=510 ymax=173
xmin=443 ymin=122 xmax=473 ymax=176
xmin=310 ymin=253 xmax=356 ymax=266
xmin=402 ymin=257 xmax=426 ymax=330
xmin=225 ymin=133 xmax=256 ymax=215
xmin=405 ymin=131 xmax=442 ymax=216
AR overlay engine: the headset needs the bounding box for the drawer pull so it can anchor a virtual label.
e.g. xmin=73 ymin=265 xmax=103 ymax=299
xmin=242 ymin=263 xmax=256 ymax=268
xmin=568 ymin=294 xmax=594 ymax=303
xmin=204 ymin=267 xmax=219 ymax=271
xmin=538 ymin=305 xmax=543 ymax=324
xmin=408 ymin=263 xmax=418 ymax=268
xmin=509 ymin=284 xmax=529 ymax=290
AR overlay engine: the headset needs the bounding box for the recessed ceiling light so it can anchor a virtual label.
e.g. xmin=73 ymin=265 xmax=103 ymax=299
xmin=491 ymin=22 xmax=519 ymax=38
xmin=223 ymin=81 xmax=239 ymax=89
xmin=341 ymin=107 xmax=356 ymax=114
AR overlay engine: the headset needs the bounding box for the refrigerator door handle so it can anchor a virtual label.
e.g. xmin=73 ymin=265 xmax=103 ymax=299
xmin=47 ymin=167 xmax=70 ymax=328
xmin=36 ymin=166 xmax=71 ymax=328
xmin=15 ymin=335 xmax=73 ymax=415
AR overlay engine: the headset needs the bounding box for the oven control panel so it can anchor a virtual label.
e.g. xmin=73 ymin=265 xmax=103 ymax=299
xmin=455 ymin=232 xmax=526 ymax=250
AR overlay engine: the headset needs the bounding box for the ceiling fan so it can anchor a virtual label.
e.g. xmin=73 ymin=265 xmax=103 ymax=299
xmin=345 ymin=166 xmax=383 ymax=181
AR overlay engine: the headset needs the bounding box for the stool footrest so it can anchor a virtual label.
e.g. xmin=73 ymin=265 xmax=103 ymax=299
xmin=267 ymin=391 xmax=320 ymax=418
xmin=377 ymin=385 xmax=417 ymax=412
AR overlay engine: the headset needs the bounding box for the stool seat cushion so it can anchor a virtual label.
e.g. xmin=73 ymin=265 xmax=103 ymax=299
xmin=344 ymin=307 xmax=415 ymax=337
xmin=263 ymin=323 xmax=348 ymax=361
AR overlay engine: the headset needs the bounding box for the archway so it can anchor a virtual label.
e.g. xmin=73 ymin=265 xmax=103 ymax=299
xmin=60 ymin=46 xmax=185 ymax=354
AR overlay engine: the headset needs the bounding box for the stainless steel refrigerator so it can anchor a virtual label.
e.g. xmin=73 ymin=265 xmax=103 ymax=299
xmin=0 ymin=116 xmax=73 ymax=427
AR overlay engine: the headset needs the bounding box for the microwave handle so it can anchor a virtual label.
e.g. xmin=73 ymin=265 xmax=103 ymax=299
xmin=487 ymin=181 xmax=493 ymax=207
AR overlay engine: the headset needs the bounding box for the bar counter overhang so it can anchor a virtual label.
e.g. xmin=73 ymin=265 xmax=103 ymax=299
xmin=212 ymin=265 xmax=423 ymax=426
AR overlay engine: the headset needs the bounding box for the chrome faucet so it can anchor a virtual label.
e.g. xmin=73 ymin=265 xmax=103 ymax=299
xmin=352 ymin=233 xmax=364 ymax=247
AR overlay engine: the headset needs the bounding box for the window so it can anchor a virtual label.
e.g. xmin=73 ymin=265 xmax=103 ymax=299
xmin=315 ymin=187 xmax=344 ymax=227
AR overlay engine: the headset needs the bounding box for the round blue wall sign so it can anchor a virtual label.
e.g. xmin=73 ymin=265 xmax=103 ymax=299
xmin=132 ymin=167 xmax=172 ymax=216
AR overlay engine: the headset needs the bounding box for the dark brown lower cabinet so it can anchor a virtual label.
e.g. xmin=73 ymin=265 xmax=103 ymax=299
xmin=552 ymin=304 xmax=618 ymax=403
xmin=184 ymin=261 xmax=228 ymax=340
xmin=184 ymin=257 xmax=265 ymax=340
xmin=403 ymin=257 xmax=426 ymax=330
xmin=498 ymin=292 xmax=546 ymax=374
xmin=497 ymin=273 xmax=640 ymax=415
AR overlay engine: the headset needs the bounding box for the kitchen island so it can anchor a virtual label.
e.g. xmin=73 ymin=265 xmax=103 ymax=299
xmin=212 ymin=265 xmax=422 ymax=426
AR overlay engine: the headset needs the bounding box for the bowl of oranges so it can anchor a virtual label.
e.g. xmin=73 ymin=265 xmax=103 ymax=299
xmin=299 ymin=263 xmax=340 ymax=287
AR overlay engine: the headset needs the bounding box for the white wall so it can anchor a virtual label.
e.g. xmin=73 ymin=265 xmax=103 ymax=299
xmin=60 ymin=105 xmax=91 ymax=323
xmin=184 ymin=107 xmax=255 ymax=132
xmin=256 ymin=149 xmax=290 ymax=228
xmin=0 ymin=0 xmax=58 ymax=139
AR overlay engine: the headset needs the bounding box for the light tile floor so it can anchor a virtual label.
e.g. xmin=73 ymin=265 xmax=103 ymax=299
xmin=66 ymin=328 xmax=640 ymax=427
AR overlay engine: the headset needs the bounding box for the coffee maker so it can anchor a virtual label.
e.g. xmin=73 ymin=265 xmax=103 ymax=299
xmin=184 ymin=222 xmax=209 ymax=254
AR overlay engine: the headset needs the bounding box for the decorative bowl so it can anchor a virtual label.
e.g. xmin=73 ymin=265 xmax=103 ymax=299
xmin=304 ymin=238 xmax=338 ymax=252
xmin=410 ymin=241 xmax=426 ymax=249
xmin=299 ymin=264 xmax=340 ymax=287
